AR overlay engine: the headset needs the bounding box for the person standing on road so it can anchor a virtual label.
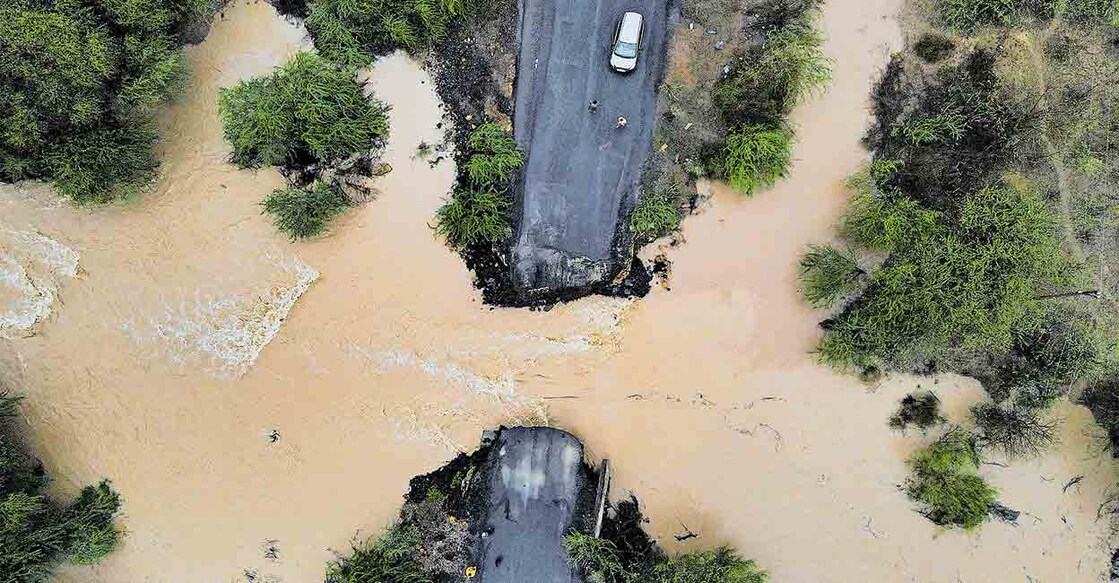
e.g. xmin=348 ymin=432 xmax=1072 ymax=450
xmin=588 ymin=100 xmax=599 ymax=113
xmin=616 ymin=116 xmax=627 ymax=128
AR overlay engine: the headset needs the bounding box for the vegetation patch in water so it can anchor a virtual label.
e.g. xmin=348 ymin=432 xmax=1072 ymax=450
xmin=802 ymin=0 xmax=1119 ymax=533
xmin=218 ymin=51 xmax=389 ymax=239
xmin=904 ymin=428 xmax=997 ymax=529
xmin=0 ymin=0 xmax=217 ymax=203
xmin=0 ymin=392 xmax=122 ymax=582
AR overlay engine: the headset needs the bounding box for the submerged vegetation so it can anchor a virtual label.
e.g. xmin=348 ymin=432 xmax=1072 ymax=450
xmin=889 ymin=390 xmax=946 ymax=432
xmin=1 ymin=392 xmax=122 ymax=582
xmin=218 ymin=51 xmax=389 ymax=239
xmin=0 ymin=0 xmax=216 ymax=203
xmin=800 ymin=0 xmax=1119 ymax=530
xmin=434 ymin=122 xmax=523 ymax=248
xmin=905 ymin=429 xmax=997 ymax=530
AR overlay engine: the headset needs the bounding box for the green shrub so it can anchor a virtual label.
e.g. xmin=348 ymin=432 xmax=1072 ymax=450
xmin=218 ymin=51 xmax=389 ymax=169
xmin=325 ymin=524 xmax=430 ymax=583
xmin=1080 ymin=379 xmax=1119 ymax=455
xmin=0 ymin=392 xmax=122 ymax=582
xmin=262 ymin=182 xmax=352 ymax=240
xmin=564 ymin=533 xmax=627 ymax=583
xmin=890 ymin=391 xmax=946 ymax=431
xmin=718 ymin=126 xmax=793 ymax=195
xmin=971 ymin=402 xmax=1057 ymax=458
xmin=434 ymin=186 xmax=513 ymax=247
xmin=709 ymin=1 xmax=829 ymax=195
xmin=938 ymin=0 xmax=1018 ymax=31
xmin=0 ymin=0 xmax=213 ymax=203
xmin=563 ymin=534 xmax=766 ymax=583
xmin=897 ymin=113 xmax=967 ymax=145
xmin=435 ymin=123 xmax=523 ymax=248
xmin=631 ymin=187 xmax=683 ymax=244
xmin=798 ymin=244 xmax=866 ymax=308
xmin=653 ymin=548 xmax=767 ymax=583
xmin=305 ymin=0 xmax=471 ymax=69
xmin=905 ymin=429 xmax=997 ymax=529
xmin=820 ymin=183 xmax=1065 ymax=370
xmin=714 ymin=27 xmax=831 ymax=129
xmin=1060 ymin=0 xmax=1119 ymax=23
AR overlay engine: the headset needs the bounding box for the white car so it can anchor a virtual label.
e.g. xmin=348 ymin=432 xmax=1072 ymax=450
xmin=610 ymin=12 xmax=644 ymax=73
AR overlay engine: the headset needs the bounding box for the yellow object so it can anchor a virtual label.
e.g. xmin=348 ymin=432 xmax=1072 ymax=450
xmin=448 ymin=516 xmax=456 ymax=523
xmin=465 ymin=566 xmax=478 ymax=578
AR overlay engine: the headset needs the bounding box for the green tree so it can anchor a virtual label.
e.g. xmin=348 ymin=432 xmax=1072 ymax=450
xmin=819 ymin=183 xmax=1066 ymax=370
xmin=305 ymin=0 xmax=470 ymax=69
xmin=0 ymin=392 xmax=122 ymax=582
xmin=0 ymin=0 xmax=214 ymax=203
xmin=218 ymin=51 xmax=389 ymax=169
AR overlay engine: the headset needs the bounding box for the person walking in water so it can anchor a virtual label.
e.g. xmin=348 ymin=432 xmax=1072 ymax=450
xmin=616 ymin=116 xmax=627 ymax=128
xmin=588 ymin=100 xmax=599 ymax=113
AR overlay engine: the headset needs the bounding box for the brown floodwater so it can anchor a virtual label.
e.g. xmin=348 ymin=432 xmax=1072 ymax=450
xmin=0 ymin=0 xmax=1114 ymax=581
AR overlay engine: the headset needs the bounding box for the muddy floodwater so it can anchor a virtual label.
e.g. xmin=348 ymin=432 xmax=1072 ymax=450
xmin=1 ymin=1 xmax=1115 ymax=581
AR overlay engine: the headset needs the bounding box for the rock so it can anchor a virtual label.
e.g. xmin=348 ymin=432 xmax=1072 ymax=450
xmin=989 ymin=502 xmax=1020 ymax=524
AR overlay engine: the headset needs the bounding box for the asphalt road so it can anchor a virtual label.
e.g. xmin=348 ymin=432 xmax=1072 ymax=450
xmin=509 ymin=0 xmax=671 ymax=294
xmin=475 ymin=427 xmax=587 ymax=583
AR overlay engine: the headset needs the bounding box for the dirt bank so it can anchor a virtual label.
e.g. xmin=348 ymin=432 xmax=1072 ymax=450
xmin=0 ymin=1 xmax=1114 ymax=582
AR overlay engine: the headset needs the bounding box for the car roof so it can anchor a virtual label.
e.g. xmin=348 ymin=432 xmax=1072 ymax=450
xmin=619 ymin=12 xmax=642 ymax=40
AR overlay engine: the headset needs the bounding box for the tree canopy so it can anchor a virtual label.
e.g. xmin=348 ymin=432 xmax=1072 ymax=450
xmin=1 ymin=392 xmax=122 ymax=582
xmin=0 ymin=0 xmax=215 ymax=203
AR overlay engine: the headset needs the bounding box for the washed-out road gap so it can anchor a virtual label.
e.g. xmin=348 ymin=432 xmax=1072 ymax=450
xmin=510 ymin=0 xmax=672 ymax=296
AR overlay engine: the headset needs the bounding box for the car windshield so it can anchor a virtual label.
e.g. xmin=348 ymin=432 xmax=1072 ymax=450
xmin=614 ymin=41 xmax=637 ymax=58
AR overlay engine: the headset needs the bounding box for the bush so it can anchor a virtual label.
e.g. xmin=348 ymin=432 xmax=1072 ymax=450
xmin=819 ymin=182 xmax=1065 ymax=370
xmin=262 ymin=182 xmax=352 ymax=240
xmin=913 ymin=33 xmax=957 ymax=63
xmin=435 ymin=123 xmax=523 ymax=248
xmin=218 ymin=51 xmax=389 ymax=169
xmin=324 ymin=524 xmax=429 ymax=583
xmin=971 ymin=402 xmax=1057 ymax=458
xmin=714 ymin=26 xmax=831 ymax=130
xmin=937 ymin=0 xmax=1018 ymax=31
xmin=718 ymin=126 xmax=794 ymax=195
xmin=890 ymin=391 xmax=946 ymax=431
xmin=905 ymin=428 xmax=997 ymax=529
xmin=564 ymin=533 xmax=627 ymax=583
xmin=653 ymin=548 xmax=767 ymax=583
xmin=434 ymin=186 xmax=513 ymax=247
xmin=563 ymin=534 xmax=766 ymax=583
xmin=0 ymin=0 xmax=214 ymax=203
xmin=1081 ymin=379 xmax=1119 ymax=454
xmin=631 ymin=187 xmax=684 ymax=244
xmin=709 ymin=0 xmax=829 ymax=195
xmin=0 ymin=392 xmax=122 ymax=582
xmin=305 ymin=0 xmax=470 ymax=69
xmin=798 ymin=244 xmax=866 ymax=308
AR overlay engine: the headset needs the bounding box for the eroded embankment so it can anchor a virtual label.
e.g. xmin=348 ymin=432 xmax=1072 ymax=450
xmin=0 ymin=1 xmax=1115 ymax=583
